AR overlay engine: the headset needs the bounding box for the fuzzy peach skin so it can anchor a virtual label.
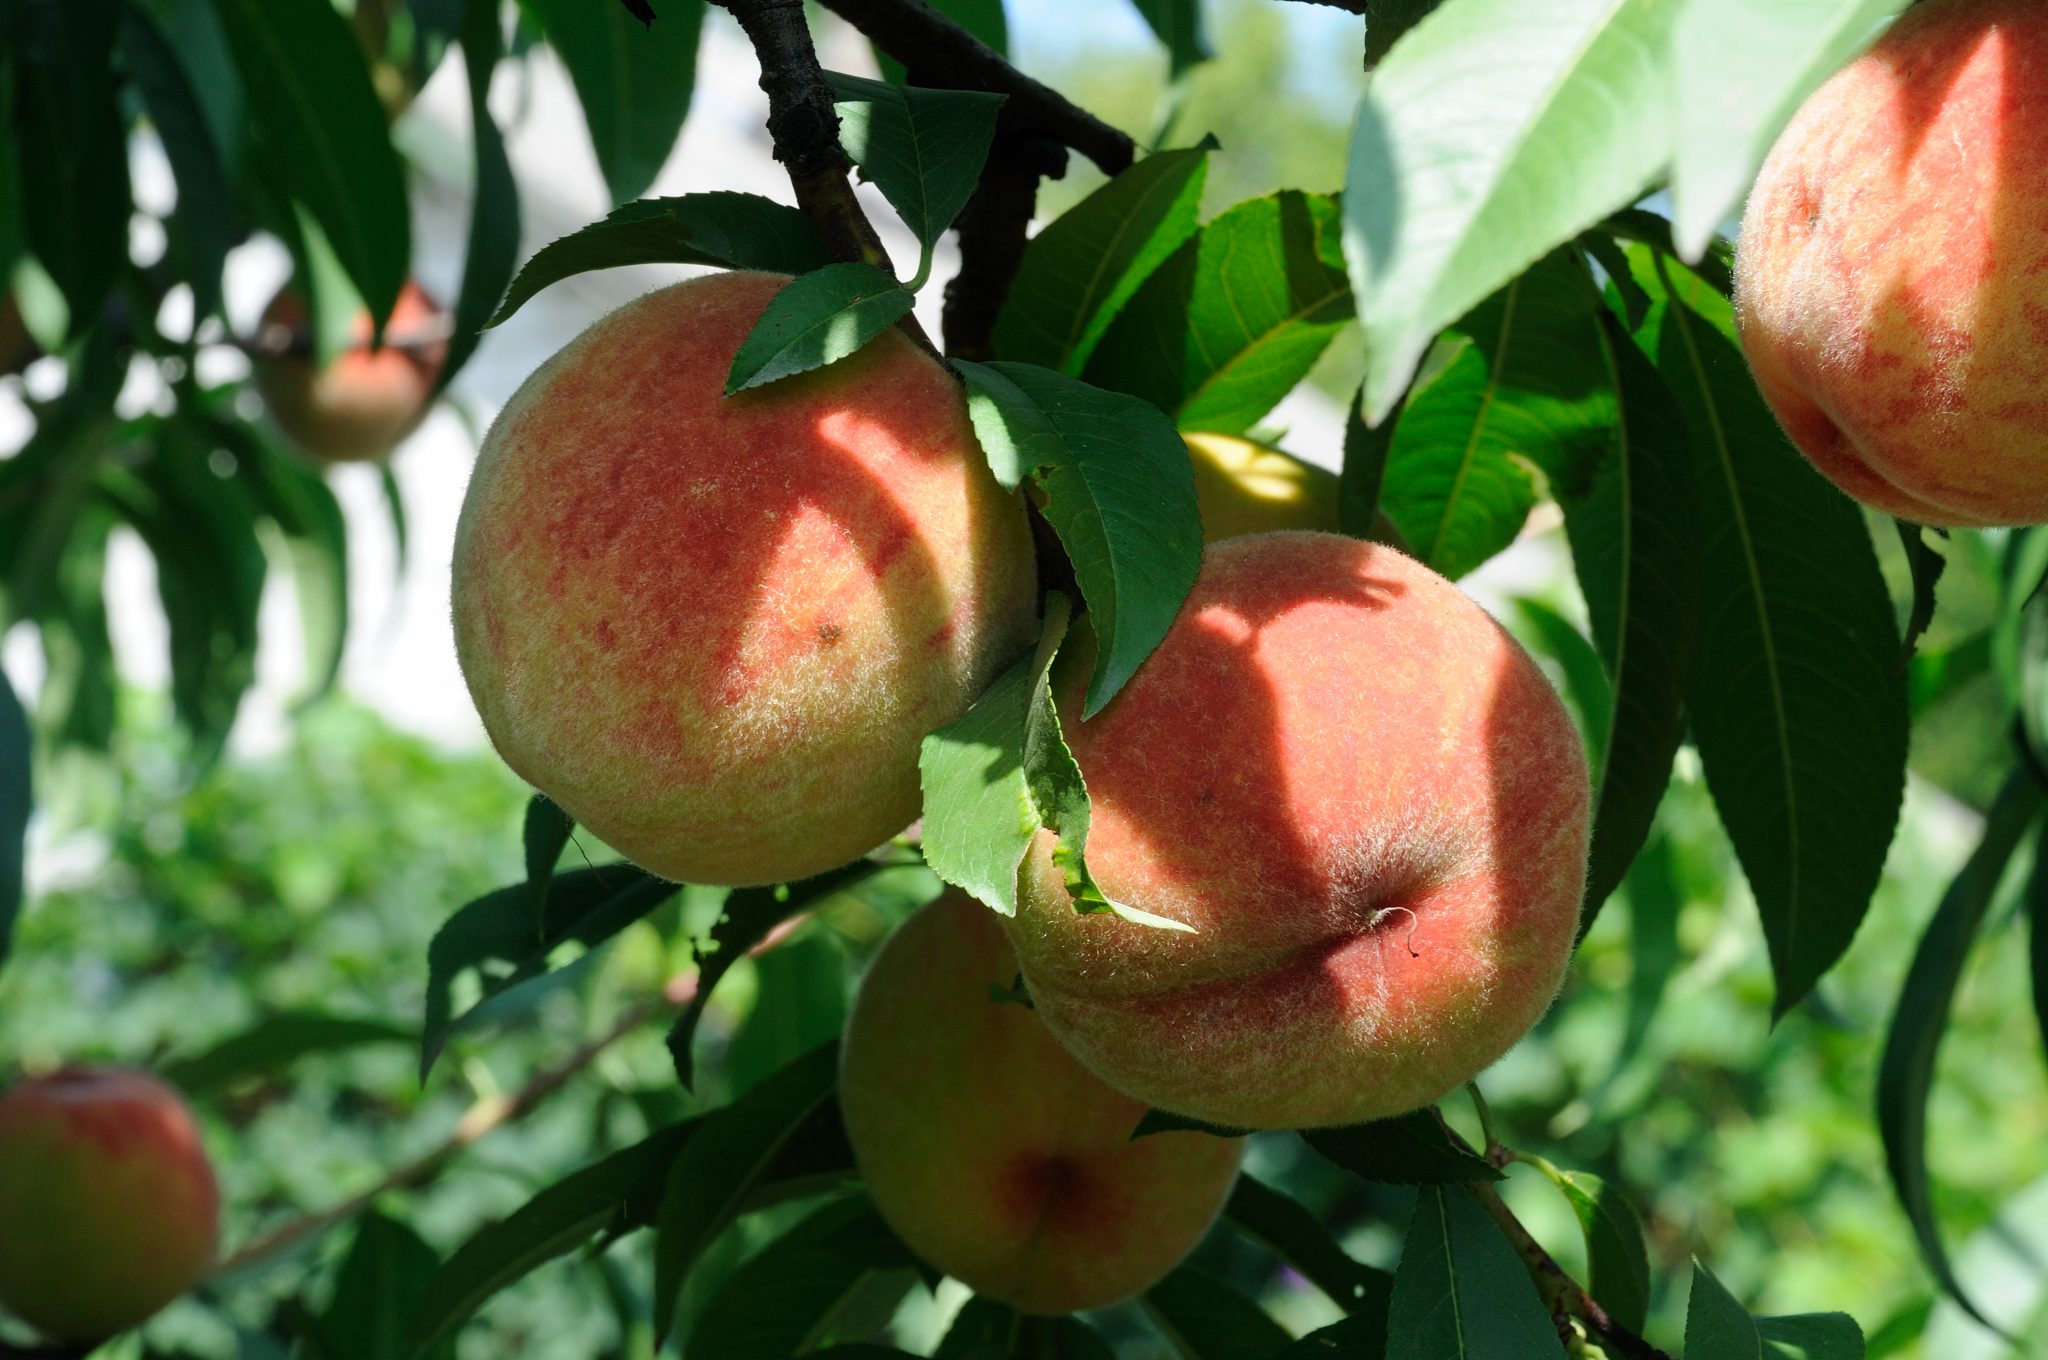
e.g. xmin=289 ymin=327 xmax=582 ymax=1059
xmin=0 ymin=1068 xmax=220 ymax=1343
xmin=1006 ymin=532 xmax=1589 ymax=1130
xmin=452 ymin=271 xmax=1038 ymax=887
xmin=253 ymin=280 xmax=447 ymax=463
xmin=841 ymin=891 xmax=1243 ymax=1313
xmin=1735 ymin=0 xmax=2048 ymax=527
xmin=1185 ymin=432 xmax=1408 ymax=549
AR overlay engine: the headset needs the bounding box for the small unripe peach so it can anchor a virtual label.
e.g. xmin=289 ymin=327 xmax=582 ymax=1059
xmin=1736 ymin=0 xmax=2048 ymax=526
xmin=252 ymin=280 xmax=446 ymax=464
xmin=0 ymin=1067 xmax=220 ymax=1343
xmin=452 ymin=271 xmax=1038 ymax=887
xmin=841 ymin=891 xmax=1243 ymax=1313
xmin=1007 ymin=532 xmax=1589 ymax=1130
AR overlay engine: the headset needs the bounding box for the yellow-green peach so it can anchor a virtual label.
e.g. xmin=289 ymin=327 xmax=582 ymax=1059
xmin=0 ymin=1068 xmax=220 ymax=1343
xmin=1184 ymin=431 xmax=1407 ymax=549
xmin=1736 ymin=0 xmax=2048 ymax=526
xmin=841 ymin=891 xmax=1243 ymax=1313
xmin=452 ymin=271 xmax=1039 ymax=887
xmin=1007 ymin=531 xmax=1589 ymax=1130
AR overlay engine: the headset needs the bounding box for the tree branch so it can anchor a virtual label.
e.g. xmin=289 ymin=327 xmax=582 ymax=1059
xmin=709 ymin=0 xmax=940 ymax=359
xmin=941 ymin=130 xmax=1065 ymax=359
xmin=817 ymin=0 xmax=1134 ymax=176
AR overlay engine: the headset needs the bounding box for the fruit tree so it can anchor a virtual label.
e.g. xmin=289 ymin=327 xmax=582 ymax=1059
xmin=2 ymin=0 xmax=2046 ymax=1357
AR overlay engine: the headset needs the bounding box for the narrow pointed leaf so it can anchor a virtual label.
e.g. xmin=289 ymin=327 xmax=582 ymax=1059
xmin=1225 ymin=1176 xmax=1395 ymax=1317
xmin=993 ymin=148 xmax=1210 ymax=373
xmin=1303 ymin=1112 xmax=1501 ymax=1185
xmin=163 ymin=1013 xmax=415 ymax=1095
xmin=725 ymin=264 xmax=916 ymax=393
xmin=1143 ymin=1267 xmax=1292 ymax=1360
xmin=1878 ymin=770 xmax=2042 ymax=1333
xmin=1758 ymin=1312 xmax=1866 ymax=1360
xmin=1346 ymin=0 xmax=1676 ymax=423
xmin=1685 ymin=1260 xmax=1761 ymax=1360
xmin=826 ymin=73 xmax=1006 ymax=266
xmin=435 ymin=0 xmax=522 ymax=395
xmin=525 ymin=0 xmax=704 ymax=204
xmin=1385 ymin=1186 xmax=1562 ymax=1358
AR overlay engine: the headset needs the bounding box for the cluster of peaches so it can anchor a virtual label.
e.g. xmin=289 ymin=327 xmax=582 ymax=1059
xmin=6 ymin=0 xmax=2048 ymax=1340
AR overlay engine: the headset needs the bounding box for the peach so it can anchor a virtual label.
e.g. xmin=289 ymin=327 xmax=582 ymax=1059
xmin=0 ymin=1067 xmax=220 ymax=1343
xmin=1006 ymin=532 xmax=1589 ymax=1130
xmin=1185 ymin=431 xmax=1407 ymax=548
xmin=1735 ymin=0 xmax=2048 ymax=526
xmin=452 ymin=271 xmax=1038 ymax=887
xmin=840 ymin=891 xmax=1243 ymax=1313
xmin=252 ymin=280 xmax=446 ymax=463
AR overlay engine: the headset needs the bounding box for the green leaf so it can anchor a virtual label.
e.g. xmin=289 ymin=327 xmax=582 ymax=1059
xmin=876 ymin=0 xmax=1007 ymax=83
xmin=1758 ymin=1312 xmax=1867 ymax=1360
xmin=1143 ymin=1267 xmax=1292 ymax=1360
xmin=415 ymin=1121 xmax=698 ymax=1347
xmin=653 ymin=1043 xmax=841 ymax=1344
xmin=993 ymin=147 xmax=1209 ymax=373
xmin=488 ymin=194 xmax=831 ymax=326
xmin=1086 ymin=191 xmax=1352 ymax=437
xmin=724 ymin=264 xmax=916 ymax=393
xmin=1878 ymin=769 xmax=2042 ymax=1335
xmin=162 ymin=1012 xmax=416 ymax=1096
xmin=1131 ymin=1109 xmax=1255 ymax=1140
xmin=435 ymin=0 xmax=522 ymax=396
xmin=954 ymin=362 xmax=1202 ymax=715
xmin=1225 ymin=1176 xmax=1395 ymax=1318
xmin=1668 ymin=0 xmax=1904 ymax=261
xmin=2031 ymin=824 xmax=2048 ymax=1103
xmin=1345 ymin=0 xmax=1676 ymax=423
xmin=1510 ymin=599 xmax=1612 ymax=775
xmin=825 ymin=72 xmax=1005 ymax=285
xmin=1303 ymin=1112 xmax=1502 ymax=1185
xmin=1127 ymin=0 xmax=1212 ymax=77
xmin=422 ymin=864 xmax=678 ymax=1078
xmin=1385 ymin=1186 xmax=1563 ymax=1359
xmin=690 ymin=1196 xmax=920 ymax=1357
xmin=1380 ymin=250 xmax=1613 ymax=580
xmin=1533 ymin=1165 xmax=1650 ymax=1333
xmin=122 ymin=9 xmax=237 ymax=323
xmin=13 ymin=3 xmax=129 ymax=335
xmin=521 ymin=794 xmax=573 ymax=922
xmin=1561 ymin=318 xmax=1698 ymax=930
xmin=1339 ymin=383 xmax=1395 ymax=542
xmin=321 ymin=1214 xmax=451 ymax=1360
xmin=0 ymin=663 xmax=26 ymax=970
xmin=665 ymin=859 xmax=897 ymax=1089
xmin=1686 ymin=1260 xmax=1763 ymax=1359
xmin=523 ymin=0 xmax=704 ymax=204
xmin=1896 ymin=522 xmax=1947 ymax=669
xmin=1631 ymin=246 xmax=1906 ymax=1015
xmin=211 ymin=0 xmax=411 ymax=327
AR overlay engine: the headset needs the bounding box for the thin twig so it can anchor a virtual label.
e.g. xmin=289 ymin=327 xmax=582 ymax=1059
xmin=816 ymin=0 xmax=1133 ymax=176
xmin=711 ymin=0 xmax=940 ymax=360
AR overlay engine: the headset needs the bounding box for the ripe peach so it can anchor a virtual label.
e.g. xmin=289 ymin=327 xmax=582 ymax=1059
xmin=840 ymin=891 xmax=1242 ymax=1313
xmin=1185 ymin=431 xmax=1408 ymax=549
xmin=252 ymin=280 xmax=446 ymax=463
xmin=0 ymin=1067 xmax=220 ymax=1343
xmin=452 ymin=271 xmax=1038 ymax=887
xmin=1006 ymin=531 xmax=1589 ymax=1130
xmin=1735 ymin=0 xmax=2048 ymax=526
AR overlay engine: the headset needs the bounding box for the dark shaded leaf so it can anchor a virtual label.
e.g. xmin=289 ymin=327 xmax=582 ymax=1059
xmin=488 ymin=193 xmax=830 ymax=326
xmin=1339 ymin=382 xmax=1394 ymax=542
xmin=1758 ymin=1312 xmax=1866 ymax=1360
xmin=525 ymin=0 xmax=704 ymax=204
xmin=1896 ymin=522 xmax=1947 ymax=668
xmin=1631 ymin=246 xmax=1906 ymax=1016
xmin=1225 ymin=1175 xmax=1395 ymax=1317
xmin=1561 ymin=316 xmax=1698 ymax=930
xmin=825 ymin=72 xmax=1005 ymax=281
xmin=1385 ymin=1186 xmax=1562 ymax=1359
xmin=1276 ymin=1313 xmax=1387 ymax=1360
xmin=122 ymin=9 xmax=236 ymax=321
xmin=666 ymin=859 xmax=896 ymax=1089
xmin=522 ymin=794 xmax=574 ymax=926
xmin=1303 ymin=1112 xmax=1501 ymax=1185
xmin=1143 ymin=1266 xmax=1291 ymax=1360
xmin=0 ymin=663 xmax=26 ymax=969
xmin=875 ymin=0 xmax=1006 ymax=82
xmin=434 ymin=0 xmax=522 ymax=395
xmin=1542 ymin=1167 xmax=1649 ymax=1333
xmin=690 ymin=1195 xmax=919 ymax=1356
xmin=1127 ymin=0 xmax=1211 ymax=76
xmin=1685 ymin=1259 xmax=1761 ymax=1360
xmin=211 ymin=0 xmax=411 ymax=325
xmin=423 ymin=863 xmax=678 ymax=1078
xmin=1877 ymin=769 xmax=2042 ymax=1333
xmin=993 ymin=147 xmax=1209 ymax=373
xmin=321 ymin=1213 xmax=450 ymax=1360
xmin=653 ymin=1043 xmax=841 ymax=1343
